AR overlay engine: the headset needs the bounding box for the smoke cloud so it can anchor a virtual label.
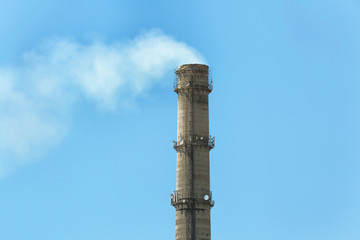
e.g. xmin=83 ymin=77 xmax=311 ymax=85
xmin=0 ymin=30 xmax=205 ymax=177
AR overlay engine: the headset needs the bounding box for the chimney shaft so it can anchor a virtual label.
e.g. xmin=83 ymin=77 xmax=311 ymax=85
xmin=171 ymin=64 xmax=214 ymax=240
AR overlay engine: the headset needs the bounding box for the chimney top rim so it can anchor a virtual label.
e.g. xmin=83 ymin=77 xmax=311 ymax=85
xmin=177 ymin=64 xmax=209 ymax=70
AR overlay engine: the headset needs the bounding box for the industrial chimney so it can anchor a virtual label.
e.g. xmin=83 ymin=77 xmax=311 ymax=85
xmin=171 ymin=64 xmax=215 ymax=240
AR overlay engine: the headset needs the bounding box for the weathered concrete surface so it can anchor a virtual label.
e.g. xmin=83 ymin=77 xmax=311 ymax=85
xmin=172 ymin=64 xmax=214 ymax=240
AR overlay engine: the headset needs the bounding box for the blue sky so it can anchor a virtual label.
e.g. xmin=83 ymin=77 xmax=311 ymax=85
xmin=0 ymin=0 xmax=360 ymax=239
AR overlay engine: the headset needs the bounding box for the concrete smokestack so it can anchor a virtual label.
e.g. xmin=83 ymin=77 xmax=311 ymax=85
xmin=171 ymin=64 xmax=215 ymax=240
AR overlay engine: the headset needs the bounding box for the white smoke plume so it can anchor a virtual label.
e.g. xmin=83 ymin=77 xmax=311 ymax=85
xmin=0 ymin=30 xmax=205 ymax=177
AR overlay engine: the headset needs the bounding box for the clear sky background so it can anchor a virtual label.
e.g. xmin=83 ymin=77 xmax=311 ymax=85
xmin=0 ymin=0 xmax=359 ymax=239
